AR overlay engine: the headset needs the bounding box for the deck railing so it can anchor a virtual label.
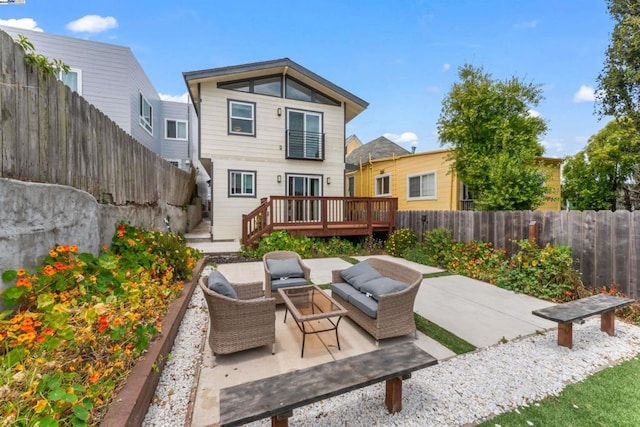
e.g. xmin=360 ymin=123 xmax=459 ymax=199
xmin=242 ymin=196 xmax=397 ymax=247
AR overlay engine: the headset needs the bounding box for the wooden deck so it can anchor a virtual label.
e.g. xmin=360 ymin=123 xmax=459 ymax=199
xmin=242 ymin=196 xmax=397 ymax=247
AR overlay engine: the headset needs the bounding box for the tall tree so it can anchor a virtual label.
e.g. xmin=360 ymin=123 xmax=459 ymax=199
xmin=437 ymin=64 xmax=549 ymax=211
xmin=562 ymin=118 xmax=639 ymax=211
xmin=597 ymin=0 xmax=640 ymax=129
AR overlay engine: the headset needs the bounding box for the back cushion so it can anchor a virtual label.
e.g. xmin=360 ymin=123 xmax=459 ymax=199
xmin=207 ymin=271 xmax=237 ymax=299
xmin=267 ymin=258 xmax=304 ymax=279
xmin=340 ymin=261 xmax=383 ymax=291
xmin=359 ymin=277 xmax=408 ymax=301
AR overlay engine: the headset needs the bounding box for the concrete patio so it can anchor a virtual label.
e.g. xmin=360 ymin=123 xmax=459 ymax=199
xmin=188 ymin=254 xmax=557 ymax=426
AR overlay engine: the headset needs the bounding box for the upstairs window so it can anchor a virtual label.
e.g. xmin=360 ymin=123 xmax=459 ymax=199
xmin=375 ymin=174 xmax=391 ymax=196
xmin=408 ymin=172 xmax=436 ymax=200
xmin=165 ymin=119 xmax=188 ymax=140
xmin=285 ymin=77 xmax=340 ymax=106
xmin=287 ymin=109 xmax=323 ymax=160
xmin=59 ymin=68 xmax=82 ymax=95
xmin=228 ymin=100 xmax=255 ymax=136
xmin=229 ymin=170 xmax=256 ymax=197
xmin=139 ymin=93 xmax=153 ymax=134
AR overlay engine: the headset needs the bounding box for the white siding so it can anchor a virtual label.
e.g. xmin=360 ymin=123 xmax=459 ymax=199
xmin=200 ymin=84 xmax=346 ymax=240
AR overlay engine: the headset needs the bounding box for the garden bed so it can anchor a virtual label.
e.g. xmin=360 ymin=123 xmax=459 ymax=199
xmin=100 ymin=257 xmax=206 ymax=426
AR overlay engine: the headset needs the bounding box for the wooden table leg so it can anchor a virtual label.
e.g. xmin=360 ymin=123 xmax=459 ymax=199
xmin=558 ymin=322 xmax=573 ymax=348
xmin=601 ymin=310 xmax=615 ymax=336
xmin=271 ymin=410 xmax=292 ymax=427
xmin=385 ymin=377 xmax=403 ymax=413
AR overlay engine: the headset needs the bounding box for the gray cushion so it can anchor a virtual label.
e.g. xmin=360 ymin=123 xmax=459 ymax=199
xmin=330 ymin=282 xmax=360 ymax=301
xmin=340 ymin=261 xmax=383 ymax=291
xmin=271 ymin=277 xmax=308 ymax=290
xmin=267 ymin=258 xmax=304 ymax=279
xmin=348 ymin=292 xmax=378 ymax=319
xmin=207 ymin=271 xmax=237 ymax=299
xmin=359 ymin=277 xmax=408 ymax=301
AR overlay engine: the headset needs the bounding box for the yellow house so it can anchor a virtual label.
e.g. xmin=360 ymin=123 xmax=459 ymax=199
xmin=346 ymin=147 xmax=561 ymax=211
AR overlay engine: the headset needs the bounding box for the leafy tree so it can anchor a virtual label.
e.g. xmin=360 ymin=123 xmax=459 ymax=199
xmin=562 ymin=118 xmax=639 ymax=211
xmin=15 ymin=34 xmax=69 ymax=76
xmin=597 ymin=0 xmax=640 ymax=130
xmin=437 ymin=64 xmax=550 ymax=210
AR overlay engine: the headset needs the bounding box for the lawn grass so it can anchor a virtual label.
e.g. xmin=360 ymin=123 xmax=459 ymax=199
xmin=478 ymin=355 xmax=640 ymax=427
xmin=423 ymin=271 xmax=454 ymax=279
xmin=414 ymin=312 xmax=476 ymax=354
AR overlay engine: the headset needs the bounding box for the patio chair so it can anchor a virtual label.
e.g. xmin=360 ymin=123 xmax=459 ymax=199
xmin=199 ymin=274 xmax=276 ymax=355
xmin=263 ymin=250 xmax=311 ymax=304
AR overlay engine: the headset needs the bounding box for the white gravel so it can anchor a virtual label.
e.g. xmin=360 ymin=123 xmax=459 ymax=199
xmin=143 ymin=271 xmax=640 ymax=426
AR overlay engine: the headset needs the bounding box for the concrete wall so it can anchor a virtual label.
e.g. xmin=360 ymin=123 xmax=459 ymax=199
xmin=0 ymin=178 xmax=189 ymax=295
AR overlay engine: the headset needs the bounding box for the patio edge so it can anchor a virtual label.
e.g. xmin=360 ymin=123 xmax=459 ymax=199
xmin=100 ymin=257 xmax=207 ymax=427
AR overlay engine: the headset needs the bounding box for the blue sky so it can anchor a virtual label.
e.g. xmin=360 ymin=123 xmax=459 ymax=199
xmin=0 ymin=0 xmax=614 ymax=157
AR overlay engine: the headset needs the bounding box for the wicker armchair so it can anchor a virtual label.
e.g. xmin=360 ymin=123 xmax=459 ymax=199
xmin=199 ymin=275 xmax=276 ymax=355
xmin=263 ymin=251 xmax=311 ymax=304
xmin=331 ymin=258 xmax=422 ymax=342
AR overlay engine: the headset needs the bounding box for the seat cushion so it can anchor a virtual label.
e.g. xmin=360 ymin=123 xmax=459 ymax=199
xmin=207 ymin=271 xmax=237 ymax=299
xmin=359 ymin=277 xmax=408 ymax=301
xmin=348 ymin=292 xmax=378 ymax=319
xmin=271 ymin=277 xmax=308 ymax=290
xmin=267 ymin=258 xmax=304 ymax=279
xmin=340 ymin=261 xmax=383 ymax=291
xmin=330 ymin=282 xmax=360 ymax=301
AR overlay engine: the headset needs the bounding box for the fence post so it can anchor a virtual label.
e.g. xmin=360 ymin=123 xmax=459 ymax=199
xmin=528 ymin=220 xmax=538 ymax=244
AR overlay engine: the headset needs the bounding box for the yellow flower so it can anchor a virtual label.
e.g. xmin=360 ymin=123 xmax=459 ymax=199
xmin=33 ymin=399 xmax=48 ymax=413
xmin=49 ymin=250 xmax=58 ymax=258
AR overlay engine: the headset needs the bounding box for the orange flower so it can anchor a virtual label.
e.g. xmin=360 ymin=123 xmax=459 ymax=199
xmin=42 ymin=265 xmax=56 ymax=276
xmin=56 ymin=245 xmax=65 ymax=253
xmin=16 ymin=277 xmax=32 ymax=288
xmin=89 ymin=372 xmax=100 ymax=384
xmin=97 ymin=316 xmax=109 ymax=333
xmin=89 ymin=275 xmax=97 ymax=283
xmin=566 ymin=290 xmax=573 ymax=296
xmin=69 ymin=245 xmax=78 ymax=253
xmin=49 ymin=250 xmax=58 ymax=258
xmin=36 ymin=335 xmax=45 ymax=343
xmin=16 ymin=269 xmax=26 ymax=276
xmin=42 ymin=327 xmax=54 ymax=336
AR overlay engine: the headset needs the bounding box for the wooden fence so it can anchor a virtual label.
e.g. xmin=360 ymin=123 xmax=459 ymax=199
xmin=397 ymin=210 xmax=639 ymax=298
xmin=0 ymin=30 xmax=194 ymax=206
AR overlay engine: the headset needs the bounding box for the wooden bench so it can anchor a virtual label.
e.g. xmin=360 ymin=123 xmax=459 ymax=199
xmin=532 ymin=294 xmax=634 ymax=349
xmin=218 ymin=342 xmax=437 ymax=427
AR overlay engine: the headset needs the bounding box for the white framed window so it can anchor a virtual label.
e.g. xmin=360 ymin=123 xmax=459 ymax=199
xmin=59 ymin=68 xmax=82 ymax=95
xmin=229 ymin=170 xmax=256 ymax=197
xmin=228 ymin=100 xmax=255 ymax=136
xmin=375 ymin=174 xmax=391 ymax=196
xmin=407 ymin=171 xmax=436 ymax=200
xmin=165 ymin=119 xmax=187 ymax=140
xmin=139 ymin=93 xmax=153 ymax=134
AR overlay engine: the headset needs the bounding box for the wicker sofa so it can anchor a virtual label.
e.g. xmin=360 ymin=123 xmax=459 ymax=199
xmin=263 ymin=251 xmax=311 ymax=304
xmin=199 ymin=274 xmax=276 ymax=355
xmin=330 ymin=258 xmax=422 ymax=342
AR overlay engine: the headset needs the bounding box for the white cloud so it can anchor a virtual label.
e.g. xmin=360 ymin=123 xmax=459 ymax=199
xmin=0 ymin=18 xmax=43 ymax=31
xmin=574 ymin=85 xmax=596 ymax=103
xmin=442 ymin=63 xmax=451 ymax=72
xmin=528 ymin=109 xmax=542 ymax=118
xmin=540 ymin=138 xmax=565 ymax=154
xmin=65 ymin=15 xmax=117 ymax=33
xmin=384 ymin=132 xmax=419 ymax=148
xmin=515 ymin=20 xmax=538 ymax=29
xmin=159 ymin=92 xmax=190 ymax=103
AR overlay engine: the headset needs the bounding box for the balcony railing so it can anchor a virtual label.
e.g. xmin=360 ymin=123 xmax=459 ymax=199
xmin=286 ymin=130 xmax=324 ymax=160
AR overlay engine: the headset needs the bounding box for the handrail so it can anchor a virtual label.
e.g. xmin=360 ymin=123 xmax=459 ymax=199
xmin=241 ymin=196 xmax=397 ymax=246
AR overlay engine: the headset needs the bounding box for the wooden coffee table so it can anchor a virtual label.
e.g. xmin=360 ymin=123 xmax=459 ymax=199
xmin=278 ymin=285 xmax=348 ymax=357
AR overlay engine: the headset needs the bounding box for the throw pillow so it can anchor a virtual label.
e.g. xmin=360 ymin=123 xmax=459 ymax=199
xmin=266 ymin=258 xmax=304 ymax=279
xmin=207 ymin=271 xmax=237 ymax=299
xmin=340 ymin=261 xmax=383 ymax=291
xmin=359 ymin=277 xmax=408 ymax=301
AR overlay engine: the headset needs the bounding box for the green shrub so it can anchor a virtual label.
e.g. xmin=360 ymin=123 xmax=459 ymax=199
xmin=385 ymin=228 xmax=418 ymax=257
xmin=422 ymin=228 xmax=457 ymax=266
xmin=494 ymin=239 xmax=582 ymax=301
xmin=241 ymin=231 xmax=361 ymax=259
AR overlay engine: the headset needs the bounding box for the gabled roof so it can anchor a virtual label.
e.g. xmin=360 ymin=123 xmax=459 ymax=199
xmin=346 ymin=136 xmax=410 ymax=166
xmin=183 ymin=58 xmax=368 ymax=122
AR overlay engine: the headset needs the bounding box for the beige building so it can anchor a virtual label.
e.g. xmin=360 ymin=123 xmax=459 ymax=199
xmin=183 ymin=59 xmax=368 ymax=240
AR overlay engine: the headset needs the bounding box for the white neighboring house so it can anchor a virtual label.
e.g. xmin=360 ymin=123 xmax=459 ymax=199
xmin=0 ymin=25 xmax=200 ymax=175
xmin=183 ymin=58 xmax=368 ymax=241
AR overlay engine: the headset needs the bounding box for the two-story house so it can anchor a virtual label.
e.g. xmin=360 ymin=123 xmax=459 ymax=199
xmin=183 ymin=58 xmax=369 ymax=241
xmin=347 ymin=138 xmax=562 ymax=211
xmin=0 ymin=25 xmax=195 ymax=171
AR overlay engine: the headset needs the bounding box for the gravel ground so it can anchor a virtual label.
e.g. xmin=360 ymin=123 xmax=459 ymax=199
xmin=143 ymin=274 xmax=640 ymax=427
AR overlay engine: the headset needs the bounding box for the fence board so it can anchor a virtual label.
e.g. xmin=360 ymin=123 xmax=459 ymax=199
xmin=396 ymin=210 xmax=639 ymax=296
